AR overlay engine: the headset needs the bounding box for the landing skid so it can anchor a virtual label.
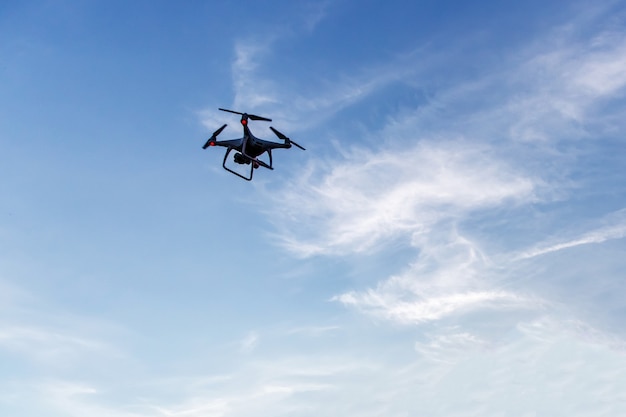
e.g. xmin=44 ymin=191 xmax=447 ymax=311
xmin=222 ymin=148 xmax=273 ymax=181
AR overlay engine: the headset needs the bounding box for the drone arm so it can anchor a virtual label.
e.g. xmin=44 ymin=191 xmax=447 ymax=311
xmin=203 ymin=135 xmax=243 ymax=150
xmin=202 ymin=124 xmax=229 ymax=149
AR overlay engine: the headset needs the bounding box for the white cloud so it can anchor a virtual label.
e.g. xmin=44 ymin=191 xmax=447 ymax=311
xmin=516 ymin=209 xmax=626 ymax=259
xmin=272 ymin=140 xmax=536 ymax=257
xmin=331 ymin=226 xmax=547 ymax=328
xmin=518 ymin=223 xmax=626 ymax=259
xmin=0 ymin=324 xmax=106 ymax=358
xmin=503 ymin=22 xmax=626 ymax=142
xmin=253 ymin=10 xmax=626 ymax=389
xmin=6 ymin=381 xmax=149 ymax=417
xmin=569 ymin=31 xmax=626 ymax=97
xmin=414 ymin=329 xmax=490 ymax=363
xmin=22 ymin=326 xmax=626 ymax=417
xmin=263 ymin=1 xmax=626 ymax=338
xmin=203 ymin=32 xmax=436 ymax=134
xmin=231 ymin=40 xmax=279 ymax=110
xmin=0 ymin=281 xmax=127 ymax=373
xmin=185 ymin=2 xmax=626 ymax=414
xmin=239 ymin=331 xmax=259 ymax=354
xmin=337 ymin=289 xmax=537 ymax=324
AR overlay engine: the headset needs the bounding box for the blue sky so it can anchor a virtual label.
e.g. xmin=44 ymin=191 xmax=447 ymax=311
xmin=1 ymin=0 xmax=626 ymax=415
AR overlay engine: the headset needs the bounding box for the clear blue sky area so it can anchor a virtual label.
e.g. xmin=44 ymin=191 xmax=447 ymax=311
xmin=1 ymin=1 xmax=626 ymax=416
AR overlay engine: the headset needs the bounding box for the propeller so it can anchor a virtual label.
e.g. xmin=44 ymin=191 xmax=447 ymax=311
xmin=202 ymin=123 xmax=227 ymax=149
xmin=270 ymin=126 xmax=305 ymax=150
xmin=218 ymin=108 xmax=272 ymax=122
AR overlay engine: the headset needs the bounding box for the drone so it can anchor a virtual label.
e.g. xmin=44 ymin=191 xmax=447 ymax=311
xmin=202 ymin=108 xmax=305 ymax=181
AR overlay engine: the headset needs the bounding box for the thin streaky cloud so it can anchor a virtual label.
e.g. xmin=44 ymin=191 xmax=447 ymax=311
xmin=517 ymin=315 xmax=626 ymax=352
xmin=516 ymin=209 xmax=626 ymax=260
xmin=212 ymin=36 xmax=437 ymax=133
xmin=335 ymin=289 xmax=539 ymax=325
xmin=36 ymin=381 xmax=150 ymax=417
xmin=0 ymin=324 xmax=118 ymax=364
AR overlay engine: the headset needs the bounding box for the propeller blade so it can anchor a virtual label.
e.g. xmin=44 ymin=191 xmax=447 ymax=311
xmin=202 ymin=124 xmax=227 ymax=149
xmin=213 ymin=123 xmax=227 ymax=137
xmin=269 ymin=126 xmax=288 ymax=140
xmin=247 ymin=114 xmax=272 ymax=122
xmin=218 ymin=108 xmax=243 ymax=116
xmin=219 ymin=108 xmax=271 ymax=122
xmin=270 ymin=127 xmax=305 ymax=150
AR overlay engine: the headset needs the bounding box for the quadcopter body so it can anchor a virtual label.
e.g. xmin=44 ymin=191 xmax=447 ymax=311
xmin=202 ymin=108 xmax=305 ymax=181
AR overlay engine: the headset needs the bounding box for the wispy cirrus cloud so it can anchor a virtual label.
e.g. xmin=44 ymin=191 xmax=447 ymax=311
xmin=0 ymin=281 xmax=127 ymax=375
xmin=193 ymin=3 xmax=626 ymax=414
xmin=271 ymin=139 xmax=536 ymax=257
xmin=516 ymin=208 xmax=626 ymax=260
xmin=332 ymin=226 xmax=547 ymax=328
xmin=224 ymin=1 xmax=626 ymax=142
xmin=256 ymin=5 xmax=626 ymax=259
xmin=504 ymin=29 xmax=626 ymax=142
xmin=224 ymin=42 xmax=429 ymax=133
xmin=336 ymin=289 xmax=539 ymax=325
xmin=413 ymin=329 xmax=490 ymax=363
xmin=231 ymin=40 xmax=280 ymax=110
xmin=17 ymin=324 xmax=626 ymax=417
xmin=205 ymin=14 xmax=438 ymax=133
xmin=0 ymin=324 xmax=112 ymax=362
xmin=264 ymin=1 xmax=626 ymax=364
